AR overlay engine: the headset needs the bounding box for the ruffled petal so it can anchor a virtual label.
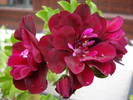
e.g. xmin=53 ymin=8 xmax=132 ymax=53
xmin=107 ymin=16 xmax=123 ymax=32
xmin=12 ymin=42 xmax=25 ymax=54
xmin=77 ymin=67 xmax=94 ymax=86
xmin=11 ymin=65 xmax=34 ymax=80
xmin=25 ymin=65 xmax=48 ymax=94
xmin=13 ymin=79 xmax=27 ymax=90
xmin=39 ymin=35 xmax=53 ymax=58
xmin=74 ymin=4 xmax=90 ymax=20
xmin=53 ymin=26 xmax=75 ymax=51
xmin=58 ymin=13 xmax=82 ymax=31
xmin=85 ymin=13 xmax=106 ymax=35
xmin=21 ymin=29 xmax=42 ymax=63
xmin=55 ymin=76 xmax=74 ymax=98
xmin=65 ymin=56 xmax=85 ymax=74
xmin=8 ymin=55 xmax=27 ymax=66
xmin=14 ymin=15 xmax=36 ymax=40
xmin=81 ymin=42 xmax=116 ymax=62
xmin=110 ymin=36 xmax=128 ymax=60
xmin=48 ymin=11 xmax=70 ymax=32
xmin=69 ymin=71 xmax=82 ymax=90
xmin=46 ymin=49 xmax=69 ymax=74
xmin=88 ymin=61 xmax=116 ymax=76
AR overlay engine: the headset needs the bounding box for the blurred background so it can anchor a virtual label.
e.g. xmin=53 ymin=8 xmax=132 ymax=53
xmin=0 ymin=0 xmax=133 ymax=39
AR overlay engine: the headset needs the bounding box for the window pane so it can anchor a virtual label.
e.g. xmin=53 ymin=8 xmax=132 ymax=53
xmin=0 ymin=0 xmax=32 ymax=9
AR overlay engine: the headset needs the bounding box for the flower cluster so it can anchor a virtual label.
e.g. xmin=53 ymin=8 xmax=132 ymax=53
xmin=8 ymin=16 xmax=48 ymax=94
xmin=8 ymin=4 xmax=128 ymax=98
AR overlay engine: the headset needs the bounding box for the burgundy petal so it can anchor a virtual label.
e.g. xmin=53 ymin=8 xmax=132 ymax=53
xmin=85 ymin=13 xmax=106 ymax=35
xmin=65 ymin=56 xmax=85 ymax=74
xmin=55 ymin=76 xmax=74 ymax=98
xmin=12 ymin=42 xmax=25 ymax=54
xmin=14 ymin=15 xmax=36 ymax=40
xmin=11 ymin=65 xmax=34 ymax=80
xmin=77 ymin=67 xmax=94 ymax=86
xmin=39 ymin=35 xmax=53 ymax=58
xmin=88 ymin=61 xmax=116 ymax=76
xmin=13 ymin=79 xmax=27 ymax=90
xmin=8 ymin=55 xmax=27 ymax=66
xmin=81 ymin=42 xmax=116 ymax=62
xmin=25 ymin=65 xmax=48 ymax=94
xmin=48 ymin=11 xmax=70 ymax=32
xmin=107 ymin=16 xmax=123 ymax=32
xmin=14 ymin=29 xmax=23 ymax=41
xmin=21 ymin=29 xmax=42 ymax=63
xmin=59 ymin=13 xmax=82 ymax=31
xmin=46 ymin=49 xmax=69 ymax=74
xmin=110 ymin=37 xmax=128 ymax=60
xmin=53 ymin=26 xmax=75 ymax=51
xmin=74 ymin=4 xmax=90 ymax=20
xmin=69 ymin=71 xmax=82 ymax=90
xmin=104 ymin=29 xmax=125 ymax=40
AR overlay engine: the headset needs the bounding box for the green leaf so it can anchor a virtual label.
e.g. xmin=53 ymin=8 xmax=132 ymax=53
xmin=40 ymin=94 xmax=58 ymax=100
xmin=47 ymin=70 xmax=59 ymax=84
xmin=70 ymin=0 xmax=79 ymax=12
xmin=130 ymin=95 xmax=133 ymax=100
xmin=16 ymin=92 xmax=31 ymax=100
xmin=4 ymin=45 xmax=12 ymax=56
xmin=10 ymin=34 xmax=19 ymax=44
xmin=1 ymin=81 xmax=12 ymax=98
xmin=0 ymin=49 xmax=8 ymax=69
xmin=0 ymin=76 xmax=12 ymax=82
xmin=36 ymin=10 xmax=48 ymax=22
xmin=36 ymin=6 xmax=59 ymax=35
xmin=58 ymin=1 xmax=71 ymax=12
xmin=85 ymin=0 xmax=104 ymax=16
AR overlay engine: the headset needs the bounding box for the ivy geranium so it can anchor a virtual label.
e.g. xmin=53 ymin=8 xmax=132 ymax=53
xmin=0 ymin=0 xmax=128 ymax=100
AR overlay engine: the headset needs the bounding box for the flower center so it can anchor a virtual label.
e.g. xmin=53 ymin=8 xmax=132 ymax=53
xmin=20 ymin=49 xmax=29 ymax=58
xmin=82 ymin=28 xmax=98 ymax=39
xmin=68 ymin=28 xmax=98 ymax=57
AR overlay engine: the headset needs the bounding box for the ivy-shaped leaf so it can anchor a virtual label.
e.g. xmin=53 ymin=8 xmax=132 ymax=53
xmin=85 ymin=0 xmax=104 ymax=16
xmin=36 ymin=6 xmax=59 ymax=35
xmin=10 ymin=34 xmax=19 ymax=44
xmin=16 ymin=92 xmax=31 ymax=100
xmin=130 ymin=95 xmax=133 ymax=100
xmin=58 ymin=0 xmax=79 ymax=13
xmin=70 ymin=0 xmax=79 ymax=12
xmin=58 ymin=1 xmax=71 ymax=12
xmin=47 ymin=70 xmax=59 ymax=84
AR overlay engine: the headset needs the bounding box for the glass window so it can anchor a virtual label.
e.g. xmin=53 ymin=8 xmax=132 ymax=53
xmin=0 ymin=0 xmax=32 ymax=9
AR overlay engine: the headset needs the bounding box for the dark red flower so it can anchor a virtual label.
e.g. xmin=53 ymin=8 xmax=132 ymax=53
xmin=39 ymin=4 xmax=117 ymax=74
xmin=55 ymin=76 xmax=75 ymax=98
xmin=8 ymin=16 xmax=48 ymax=94
xmin=38 ymin=4 xmax=127 ymax=98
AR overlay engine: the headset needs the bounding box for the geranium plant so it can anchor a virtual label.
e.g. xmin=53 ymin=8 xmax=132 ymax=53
xmin=1 ymin=0 xmax=128 ymax=100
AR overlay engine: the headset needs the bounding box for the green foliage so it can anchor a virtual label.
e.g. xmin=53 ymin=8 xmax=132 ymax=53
xmin=10 ymin=34 xmax=19 ymax=44
xmin=130 ymin=95 xmax=133 ymax=100
xmin=40 ymin=94 xmax=58 ymax=100
xmin=85 ymin=0 xmax=104 ymax=16
xmin=58 ymin=0 xmax=78 ymax=13
xmin=0 ymin=27 xmax=26 ymax=100
xmin=16 ymin=92 xmax=32 ymax=100
xmin=47 ymin=70 xmax=59 ymax=84
xmin=36 ymin=6 xmax=59 ymax=35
